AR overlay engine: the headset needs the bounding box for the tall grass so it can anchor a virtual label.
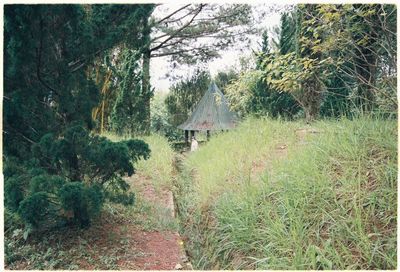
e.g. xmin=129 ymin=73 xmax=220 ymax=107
xmin=184 ymin=117 xmax=301 ymax=203
xmin=175 ymin=117 xmax=397 ymax=269
xmin=135 ymin=134 xmax=175 ymax=190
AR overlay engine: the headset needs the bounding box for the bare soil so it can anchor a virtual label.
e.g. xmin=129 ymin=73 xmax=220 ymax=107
xmin=118 ymin=174 xmax=188 ymax=270
xmin=6 ymin=173 xmax=188 ymax=270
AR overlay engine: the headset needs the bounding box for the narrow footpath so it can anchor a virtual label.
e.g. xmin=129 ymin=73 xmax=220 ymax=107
xmin=118 ymin=173 xmax=191 ymax=270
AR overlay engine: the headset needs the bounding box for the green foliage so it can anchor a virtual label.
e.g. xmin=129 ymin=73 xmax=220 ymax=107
xmin=30 ymin=175 xmax=65 ymax=194
xmin=176 ymin=117 xmax=397 ymax=269
xmin=4 ymin=4 xmax=152 ymax=230
xmin=58 ymin=182 xmax=103 ymax=227
xmin=261 ymin=51 xmax=332 ymax=120
xmin=309 ymin=4 xmax=397 ymax=115
xmin=110 ymin=48 xmax=152 ymax=135
xmin=5 ymin=176 xmax=25 ymax=212
xmin=165 ymin=69 xmax=211 ymax=130
xmin=260 ymin=5 xmax=333 ymax=121
xmin=225 ymin=70 xmax=264 ymax=115
xmin=18 ymin=192 xmax=53 ymax=228
xmin=150 ymin=93 xmax=169 ymax=132
xmin=214 ymin=69 xmax=239 ymax=93
xmin=5 ymin=132 xmax=150 ymax=228
xmin=226 ymin=29 xmax=300 ymax=118
xmin=225 ymin=70 xmax=300 ymax=118
xmin=89 ymin=5 xmax=155 ymax=50
xmin=248 ymin=4 xmax=397 ymax=120
xmin=150 ymin=93 xmax=181 ymax=141
xmin=320 ymin=74 xmax=353 ymax=117
xmin=279 ymin=12 xmax=296 ymax=55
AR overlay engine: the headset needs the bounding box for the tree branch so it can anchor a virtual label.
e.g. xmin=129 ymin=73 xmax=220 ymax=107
xmin=150 ymin=46 xmax=212 ymax=58
xmin=150 ymin=4 xmax=205 ymax=53
xmin=153 ymin=4 xmax=191 ymax=25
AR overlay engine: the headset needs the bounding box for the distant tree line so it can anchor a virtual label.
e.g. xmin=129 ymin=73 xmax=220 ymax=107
xmin=225 ymin=4 xmax=397 ymax=121
xmin=164 ymin=4 xmax=397 ymax=133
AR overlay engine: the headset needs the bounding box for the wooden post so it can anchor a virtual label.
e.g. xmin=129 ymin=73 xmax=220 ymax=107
xmin=184 ymin=130 xmax=189 ymax=145
xmin=207 ymin=130 xmax=210 ymax=141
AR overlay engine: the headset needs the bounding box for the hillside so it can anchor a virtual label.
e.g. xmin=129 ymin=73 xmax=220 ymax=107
xmin=175 ymin=117 xmax=397 ymax=269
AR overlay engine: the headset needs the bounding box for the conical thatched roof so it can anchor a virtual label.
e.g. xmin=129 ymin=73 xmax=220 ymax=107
xmin=178 ymin=82 xmax=238 ymax=131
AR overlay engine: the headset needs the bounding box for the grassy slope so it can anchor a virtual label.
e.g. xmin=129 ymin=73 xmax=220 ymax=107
xmin=176 ymin=117 xmax=397 ymax=269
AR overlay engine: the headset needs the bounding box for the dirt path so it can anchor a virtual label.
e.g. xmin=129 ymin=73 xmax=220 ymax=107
xmin=116 ymin=174 xmax=190 ymax=270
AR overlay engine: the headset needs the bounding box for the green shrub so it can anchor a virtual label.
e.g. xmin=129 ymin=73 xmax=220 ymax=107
xmin=58 ymin=182 xmax=103 ymax=227
xmin=18 ymin=192 xmax=52 ymax=227
xmin=5 ymin=176 xmax=25 ymax=212
xmin=4 ymin=125 xmax=150 ymax=229
xmin=30 ymin=175 xmax=65 ymax=194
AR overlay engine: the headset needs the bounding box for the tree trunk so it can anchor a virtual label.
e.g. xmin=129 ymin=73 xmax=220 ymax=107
xmin=355 ymin=55 xmax=376 ymax=112
xmin=142 ymin=48 xmax=151 ymax=134
xmin=303 ymin=80 xmax=322 ymax=123
xmin=142 ymin=16 xmax=152 ymax=135
xmin=352 ymin=4 xmax=379 ymax=113
xmin=304 ymin=103 xmax=319 ymax=123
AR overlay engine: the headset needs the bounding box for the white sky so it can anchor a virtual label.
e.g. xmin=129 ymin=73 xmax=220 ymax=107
xmin=150 ymin=4 xmax=283 ymax=92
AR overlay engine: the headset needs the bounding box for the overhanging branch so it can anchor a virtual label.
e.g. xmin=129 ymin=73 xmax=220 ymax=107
xmin=150 ymin=4 xmax=205 ymax=53
xmin=153 ymin=4 xmax=191 ymax=25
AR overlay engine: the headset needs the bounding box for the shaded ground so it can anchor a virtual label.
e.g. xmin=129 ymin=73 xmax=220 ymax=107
xmin=6 ymin=173 xmax=188 ymax=270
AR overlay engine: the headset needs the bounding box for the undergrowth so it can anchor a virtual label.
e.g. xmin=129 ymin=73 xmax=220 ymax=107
xmin=175 ymin=116 xmax=397 ymax=269
xmin=5 ymin=133 xmax=176 ymax=269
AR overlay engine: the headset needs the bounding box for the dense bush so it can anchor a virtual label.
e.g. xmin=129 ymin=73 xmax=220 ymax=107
xmin=4 ymin=126 xmax=150 ymax=229
xmin=225 ymin=70 xmax=300 ymax=118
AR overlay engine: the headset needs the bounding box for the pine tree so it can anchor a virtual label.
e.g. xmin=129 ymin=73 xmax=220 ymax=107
xmin=4 ymin=4 xmax=152 ymax=229
xmin=279 ymin=12 xmax=296 ymax=55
